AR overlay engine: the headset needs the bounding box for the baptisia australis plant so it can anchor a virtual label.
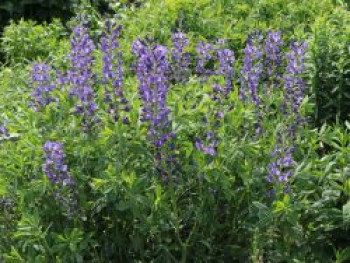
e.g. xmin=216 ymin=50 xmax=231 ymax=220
xmin=240 ymin=31 xmax=265 ymax=135
xmin=132 ymin=39 xmax=176 ymax=181
xmin=268 ymin=41 xmax=308 ymax=187
xmin=171 ymin=32 xmax=191 ymax=83
xmin=67 ymin=25 xmax=98 ymax=130
xmin=100 ymin=22 xmax=130 ymax=124
xmin=195 ymin=40 xmax=235 ymax=156
xmin=240 ymin=31 xmax=264 ymax=105
xmin=264 ymin=30 xmax=284 ymax=92
xmin=43 ymin=141 xmax=73 ymax=186
xmin=30 ymin=63 xmax=56 ymax=111
xmin=43 ymin=141 xmax=77 ymax=217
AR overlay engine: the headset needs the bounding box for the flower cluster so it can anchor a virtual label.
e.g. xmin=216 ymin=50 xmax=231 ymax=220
xmin=240 ymin=31 xmax=264 ymax=104
xmin=196 ymin=41 xmax=216 ymax=80
xmin=268 ymin=138 xmax=294 ymax=184
xmin=29 ymin=63 xmax=56 ymax=111
xmin=283 ymin=41 xmax=308 ymax=122
xmin=268 ymin=41 xmax=308 ymax=187
xmin=68 ymin=25 xmax=98 ymax=129
xmin=217 ymin=43 xmax=235 ymax=96
xmin=195 ymin=41 xmax=235 ymax=156
xmin=171 ymin=32 xmax=191 ymax=83
xmin=132 ymin=39 xmax=176 ymax=180
xmin=43 ymin=141 xmax=77 ymax=217
xmin=43 ymin=141 xmax=73 ymax=186
xmin=100 ymin=22 xmax=130 ymax=123
xmin=195 ymin=131 xmax=217 ymax=156
xmin=0 ymin=124 xmax=9 ymax=137
xmin=264 ymin=30 xmax=284 ymax=91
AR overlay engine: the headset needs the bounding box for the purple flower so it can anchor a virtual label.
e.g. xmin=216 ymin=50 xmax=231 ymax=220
xmin=100 ymin=22 xmax=130 ymax=123
xmin=196 ymin=41 xmax=216 ymax=79
xmin=67 ymin=25 xmax=98 ymax=129
xmin=29 ymin=63 xmax=56 ymax=111
xmin=0 ymin=125 xmax=9 ymax=137
xmin=264 ymin=30 xmax=284 ymax=90
xmin=43 ymin=141 xmax=77 ymax=217
xmin=268 ymin=142 xmax=295 ymax=185
xmin=195 ymin=40 xmax=235 ymax=157
xmin=217 ymin=47 xmax=235 ymax=95
xmin=240 ymin=31 xmax=263 ymax=104
xmin=195 ymin=137 xmax=217 ymax=156
xmin=133 ymin=38 xmax=177 ymax=180
xmin=171 ymin=32 xmax=191 ymax=83
xmin=282 ymin=41 xmax=308 ymax=137
xmin=133 ymin=40 xmax=171 ymax=141
xmin=43 ymin=141 xmax=73 ymax=186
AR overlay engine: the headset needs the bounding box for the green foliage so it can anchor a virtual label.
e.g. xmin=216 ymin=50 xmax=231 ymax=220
xmin=311 ymin=8 xmax=350 ymax=124
xmin=1 ymin=19 xmax=69 ymax=65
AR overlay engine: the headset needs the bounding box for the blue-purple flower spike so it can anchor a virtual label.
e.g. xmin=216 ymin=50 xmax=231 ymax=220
xmin=283 ymin=41 xmax=308 ymax=118
xmin=100 ymin=22 xmax=130 ymax=123
xmin=265 ymin=30 xmax=284 ymax=90
xmin=268 ymin=143 xmax=294 ymax=184
xmin=133 ymin=39 xmax=177 ymax=180
xmin=68 ymin=25 xmax=98 ymax=129
xmin=240 ymin=31 xmax=263 ymax=104
xmin=43 ymin=141 xmax=77 ymax=217
xmin=171 ymin=32 xmax=191 ymax=83
xmin=217 ymin=45 xmax=235 ymax=96
xmin=43 ymin=141 xmax=74 ymax=186
xmin=268 ymin=40 xmax=308 ymax=189
xmin=133 ymin=40 xmax=172 ymax=143
xmin=30 ymin=63 xmax=56 ymax=111
xmin=196 ymin=41 xmax=216 ymax=80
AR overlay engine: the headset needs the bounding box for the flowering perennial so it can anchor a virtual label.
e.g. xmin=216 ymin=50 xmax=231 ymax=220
xmin=100 ymin=22 xmax=130 ymax=123
xmin=30 ymin=63 xmax=56 ymax=111
xmin=195 ymin=41 xmax=235 ymax=156
xmin=171 ymin=32 xmax=191 ymax=83
xmin=43 ymin=141 xmax=73 ymax=186
xmin=268 ymin=41 xmax=308 ymax=186
xmin=68 ymin=25 xmax=98 ymax=128
xmin=240 ymin=31 xmax=264 ymax=104
xmin=264 ymin=30 xmax=284 ymax=92
xmin=133 ymin=39 xmax=176 ymax=180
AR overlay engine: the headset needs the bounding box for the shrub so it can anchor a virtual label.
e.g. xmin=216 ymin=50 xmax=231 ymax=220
xmin=1 ymin=19 xmax=69 ymax=65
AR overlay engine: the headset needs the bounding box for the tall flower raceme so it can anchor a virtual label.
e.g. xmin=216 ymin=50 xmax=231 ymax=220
xmin=43 ymin=141 xmax=73 ymax=186
xmin=281 ymin=41 xmax=308 ymax=142
xmin=195 ymin=41 xmax=236 ymax=156
xmin=217 ymin=41 xmax=235 ymax=97
xmin=196 ymin=41 xmax=217 ymax=81
xmin=240 ymin=31 xmax=264 ymax=104
xmin=171 ymin=32 xmax=191 ymax=83
xmin=29 ymin=63 xmax=56 ymax=111
xmin=268 ymin=136 xmax=295 ymax=184
xmin=240 ymin=31 xmax=264 ymax=135
xmin=100 ymin=22 xmax=130 ymax=124
xmin=132 ymin=39 xmax=176 ymax=180
xmin=264 ymin=30 xmax=284 ymax=91
xmin=67 ymin=25 xmax=98 ymax=130
xmin=43 ymin=141 xmax=77 ymax=217
xmin=268 ymin=41 xmax=308 ymax=189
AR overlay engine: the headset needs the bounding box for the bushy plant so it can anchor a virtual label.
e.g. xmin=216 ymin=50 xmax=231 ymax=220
xmin=1 ymin=19 xmax=69 ymax=65
xmin=0 ymin=0 xmax=350 ymax=262
xmin=311 ymin=8 xmax=350 ymax=124
xmin=0 ymin=18 xmax=349 ymax=262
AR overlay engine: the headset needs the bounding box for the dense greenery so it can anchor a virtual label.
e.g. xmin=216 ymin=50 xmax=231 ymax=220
xmin=0 ymin=0 xmax=349 ymax=262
